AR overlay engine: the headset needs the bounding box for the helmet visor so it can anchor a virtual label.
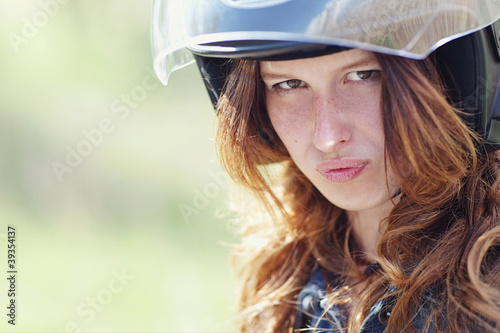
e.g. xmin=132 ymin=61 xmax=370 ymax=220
xmin=152 ymin=0 xmax=500 ymax=85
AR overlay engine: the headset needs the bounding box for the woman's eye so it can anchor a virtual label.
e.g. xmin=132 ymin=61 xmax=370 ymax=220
xmin=346 ymin=70 xmax=380 ymax=82
xmin=274 ymin=79 xmax=306 ymax=90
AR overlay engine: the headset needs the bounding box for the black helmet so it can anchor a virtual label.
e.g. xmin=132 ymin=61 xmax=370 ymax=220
xmin=152 ymin=0 xmax=500 ymax=143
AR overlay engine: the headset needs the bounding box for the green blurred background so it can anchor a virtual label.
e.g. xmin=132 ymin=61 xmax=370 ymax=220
xmin=0 ymin=1 xmax=237 ymax=332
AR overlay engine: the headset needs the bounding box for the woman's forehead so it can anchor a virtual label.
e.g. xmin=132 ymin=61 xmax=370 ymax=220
xmin=260 ymin=49 xmax=379 ymax=77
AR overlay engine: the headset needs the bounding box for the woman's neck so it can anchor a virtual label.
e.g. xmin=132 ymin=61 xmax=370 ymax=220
xmin=347 ymin=195 xmax=400 ymax=260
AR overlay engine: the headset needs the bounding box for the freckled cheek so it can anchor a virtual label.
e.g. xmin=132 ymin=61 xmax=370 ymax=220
xmin=266 ymin=98 xmax=313 ymax=145
xmin=342 ymin=89 xmax=383 ymax=132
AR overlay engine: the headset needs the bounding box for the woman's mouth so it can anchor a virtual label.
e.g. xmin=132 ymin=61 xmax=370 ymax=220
xmin=316 ymin=158 xmax=368 ymax=183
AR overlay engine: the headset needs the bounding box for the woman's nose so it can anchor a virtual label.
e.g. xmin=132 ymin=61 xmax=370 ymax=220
xmin=312 ymin=95 xmax=351 ymax=152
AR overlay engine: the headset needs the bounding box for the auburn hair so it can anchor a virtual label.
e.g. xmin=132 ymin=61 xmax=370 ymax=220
xmin=215 ymin=53 xmax=500 ymax=332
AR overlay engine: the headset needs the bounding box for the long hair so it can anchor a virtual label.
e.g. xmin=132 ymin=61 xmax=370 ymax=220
xmin=215 ymin=53 xmax=500 ymax=332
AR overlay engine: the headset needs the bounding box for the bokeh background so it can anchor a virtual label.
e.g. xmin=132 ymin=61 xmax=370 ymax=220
xmin=0 ymin=1 xmax=237 ymax=332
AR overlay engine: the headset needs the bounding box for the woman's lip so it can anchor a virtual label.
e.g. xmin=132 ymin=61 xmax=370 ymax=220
xmin=316 ymin=158 xmax=368 ymax=183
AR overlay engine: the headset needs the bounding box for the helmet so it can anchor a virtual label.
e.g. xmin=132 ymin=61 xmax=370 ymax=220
xmin=152 ymin=0 xmax=500 ymax=143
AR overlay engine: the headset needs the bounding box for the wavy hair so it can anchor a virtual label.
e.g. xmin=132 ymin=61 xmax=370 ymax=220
xmin=215 ymin=53 xmax=500 ymax=332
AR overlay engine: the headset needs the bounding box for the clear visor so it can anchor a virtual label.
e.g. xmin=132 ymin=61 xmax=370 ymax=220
xmin=152 ymin=0 xmax=500 ymax=85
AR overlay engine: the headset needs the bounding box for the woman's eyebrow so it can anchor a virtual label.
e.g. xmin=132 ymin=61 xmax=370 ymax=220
xmin=260 ymin=58 xmax=380 ymax=81
xmin=336 ymin=58 xmax=380 ymax=72
xmin=260 ymin=71 xmax=292 ymax=82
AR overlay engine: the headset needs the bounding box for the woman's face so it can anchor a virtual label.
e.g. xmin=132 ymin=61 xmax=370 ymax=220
xmin=261 ymin=49 xmax=399 ymax=213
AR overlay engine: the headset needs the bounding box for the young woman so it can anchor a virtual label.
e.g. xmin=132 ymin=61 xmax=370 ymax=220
xmin=153 ymin=1 xmax=500 ymax=331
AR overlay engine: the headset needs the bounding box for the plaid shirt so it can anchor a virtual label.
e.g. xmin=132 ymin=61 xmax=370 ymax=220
xmin=294 ymin=265 xmax=437 ymax=332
